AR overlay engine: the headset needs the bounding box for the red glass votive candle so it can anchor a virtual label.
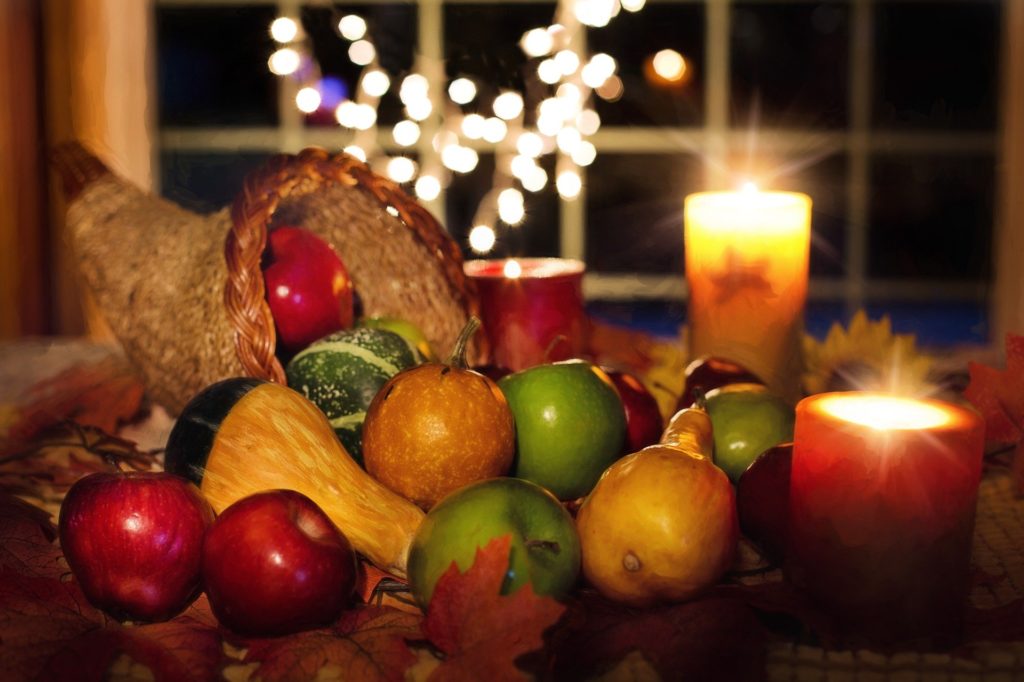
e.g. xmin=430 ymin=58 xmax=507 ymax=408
xmin=786 ymin=392 xmax=985 ymax=646
xmin=464 ymin=258 xmax=586 ymax=372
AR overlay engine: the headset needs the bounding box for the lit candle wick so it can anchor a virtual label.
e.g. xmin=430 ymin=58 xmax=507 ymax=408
xmin=819 ymin=394 xmax=951 ymax=430
xmin=740 ymin=180 xmax=759 ymax=194
xmin=503 ymin=259 xmax=523 ymax=279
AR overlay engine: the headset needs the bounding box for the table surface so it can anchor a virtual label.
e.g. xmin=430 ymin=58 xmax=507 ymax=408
xmin=2 ymin=336 xmax=1022 ymax=681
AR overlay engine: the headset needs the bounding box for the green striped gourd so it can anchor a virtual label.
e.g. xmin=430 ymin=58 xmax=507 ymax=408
xmin=286 ymin=327 xmax=421 ymax=464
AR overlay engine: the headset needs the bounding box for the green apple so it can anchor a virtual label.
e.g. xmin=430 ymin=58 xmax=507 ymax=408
xmin=357 ymin=316 xmax=435 ymax=361
xmin=498 ymin=360 xmax=627 ymax=500
xmin=705 ymin=387 xmax=795 ymax=483
xmin=407 ymin=477 xmax=581 ymax=608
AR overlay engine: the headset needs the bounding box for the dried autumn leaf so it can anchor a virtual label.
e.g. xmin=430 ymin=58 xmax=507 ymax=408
xmin=543 ymin=591 xmax=765 ymax=682
xmin=0 ymin=494 xmax=63 ymax=579
xmin=422 ymin=535 xmax=567 ymax=682
xmin=241 ymin=606 xmax=421 ymax=682
xmin=5 ymin=355 xmax=146 ymax=445
xmin=965 ymin=333 xmax=1024 ymax=492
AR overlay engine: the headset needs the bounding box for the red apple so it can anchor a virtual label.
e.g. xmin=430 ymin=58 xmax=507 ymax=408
xmin=736 ymin=442 xmax=793 ymax=564
xmin=58 ymin=471 xmax=215 ymax=622
xmin=676 ymin=356 xmax=764 ymax=410
xmin=603 ymin=367 xmax=664 ymax=453
xmin=202 ymin=489 xmax=359 ymax=636
xmin=263 ymin=225 xmax=355 ymax=354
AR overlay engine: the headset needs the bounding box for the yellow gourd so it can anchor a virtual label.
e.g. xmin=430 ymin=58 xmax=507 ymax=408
xmin=165 ymin=379 xmax=425 ymax=577
xmin=575 ymin=407 xmax=738 ymax=607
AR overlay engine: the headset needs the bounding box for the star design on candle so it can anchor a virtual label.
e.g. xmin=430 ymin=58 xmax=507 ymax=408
xmin=708 ymin=247 xmax=776 ymax=305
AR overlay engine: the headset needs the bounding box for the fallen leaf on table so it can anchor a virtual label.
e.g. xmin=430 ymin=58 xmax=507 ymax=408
xmin=0 ymin=423 xmax=158 ymax=515
xmin=0 ymin=493 xmax=62 ymax=579
xmin=541 ymin=590 xmax=766 ymax=682
xmin=4 ymin=355 xmax=146 ymax=446
xmin=965 ymin=333 xmax=1024 ymax=493
xmin=422 ymin=535 xmax=566 ymax=682
xmin=240 ymin=606 xmax=422 ymax=682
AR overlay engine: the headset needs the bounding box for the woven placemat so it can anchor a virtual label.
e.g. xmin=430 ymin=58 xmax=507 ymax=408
xmin=765 ymin=471 xmax=1024 ymax=681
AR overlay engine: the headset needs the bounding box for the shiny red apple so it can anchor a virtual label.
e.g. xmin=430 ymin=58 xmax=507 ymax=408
xmin=201 ymin=489 xmax=359 ymax=636
xmin=736 ymin=442 xmax=793 ymax=564
xmin=58 ymin=471 xmax=215 ymax=622
xmin=263 ymin=225 xmax=355 ymax=354
xmin=602 ymin=367 xmax=664 ymax=453
xmin=676 ymin=356 xmax=764 ymax=410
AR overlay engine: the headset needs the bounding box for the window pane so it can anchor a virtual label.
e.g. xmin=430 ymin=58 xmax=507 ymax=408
xmin=868 ymin=154 xmax=994 ymax=280
xmin=444 ymin=2 xmax=557 ymax=114
xmin=730 ymin=3 xmax=849 ymax=129
xmin=159 ymin=151 xmax=271 ymax=214
xmin=589 ymin=4 xmax=705 ymax=127
xmin=873 ymin=1 xmax=1001 ymax=131
xmin=157 ymin=6 xmax=278 ymax=127
xmin=301 ymin=5 xmax=416 ymax=126
xmin=445 ymin=154 xmax=560 ymax=258
xmin=585 ymin=153 xmax=701 ymax=274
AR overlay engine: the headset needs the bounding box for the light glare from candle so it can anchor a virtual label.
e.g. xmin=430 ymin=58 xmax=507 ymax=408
xmin=818 ymin=395 xmax=951 ymax=430
xmin=652 ymin=49 xmax=687 ymax=82
xmin=504 ymin=259 xmax=523 ymax=278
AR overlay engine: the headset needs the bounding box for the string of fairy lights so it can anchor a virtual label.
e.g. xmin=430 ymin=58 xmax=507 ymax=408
xmin=265 ymin=0 xmax=690 ymax=255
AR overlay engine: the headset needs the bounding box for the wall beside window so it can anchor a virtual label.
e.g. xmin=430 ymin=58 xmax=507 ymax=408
xmin=155 ymin=0 xmax=1010 ymax=347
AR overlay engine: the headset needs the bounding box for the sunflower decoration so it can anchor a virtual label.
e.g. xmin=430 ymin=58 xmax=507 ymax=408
xmin=803 ymin=310 xmax=935 ymax=397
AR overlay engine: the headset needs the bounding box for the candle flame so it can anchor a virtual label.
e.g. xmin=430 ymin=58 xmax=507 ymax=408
xmin=740 ymin=180 xmax=759 ymax=194
xmin=503 ymin=259 xmax=523 ymax=279
xmin=819 ymin=394 xmax=951 ymax=430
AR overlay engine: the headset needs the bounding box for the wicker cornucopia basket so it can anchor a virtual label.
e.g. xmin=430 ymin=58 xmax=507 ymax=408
xmin=51 ymin=143 xmax=477 ymax=414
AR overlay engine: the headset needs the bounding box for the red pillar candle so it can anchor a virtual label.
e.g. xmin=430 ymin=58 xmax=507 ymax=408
xmin=786 ymin=392 xmax=985 ymax=646
xmin=464 ymin=258 xmax=586 ymax=372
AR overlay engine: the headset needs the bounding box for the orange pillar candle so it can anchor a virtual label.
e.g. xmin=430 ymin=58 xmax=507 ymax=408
xmin=684 ymin=188 xmax=811 ymax=402
xmin=787 ymin=392 xmax=985 ymax=645
xmin=464 ymin=258 xmax=586 ymax=372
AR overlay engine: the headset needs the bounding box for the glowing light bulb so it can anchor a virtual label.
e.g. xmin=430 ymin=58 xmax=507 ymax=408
xmin=652 ymin=49 xmax=687 ymax=82
xmin=361 ymin=69 xmax=390 ymax=96
xmin=621 ymin=0 xmax=646 ymax=11
xmin=576 ymin=109 xmax=601 ymax=136
xmin=498 ymin=188 xmax=526 ymax=225
xmin=510 ymin=155 xmax=537 ymax=180
xmin=469 ymin=225 xmax=496 ymax=254
xmin=386 ymin=156 xmax=416 ymax=183
xmin=268 ymin=48 xmax=301 ymax=76
xmin=482 ymin=117 xmax=508 ymax=143
xmin=554 ymin=49 xmax=580 ymax=76
xmin=537 ymin=59 xmax=562 ymax=85
xmin=335 ymin=100 xmax=359 ymax=127
xmin=448 ymin=78 xmax=477 ymax=105
xmin=352 ymin=103 xmax=377 ymax=130
xmin=270 ymin=17 xmax=298 ymax=43
xmin=575 ymin=0 xmax=617 ymax=27
xmin=556 ymin=127 xmax=582 ymax=154
xmin=461 ymin=113 xmax=486 ymax=139
xmin=392 ymin=120 xmax=420 ymax=146
xmin=516 ymin=132 xmax=544 ymax=158
xmin=349 ymin=40 xmax=375 ymax=66
xmin=504 ymin=259 xmax=523 ymax=278
xmin=415 ymin=174 xmax=441 ymax=200
xmin=493 ymin=91 xmax=524 ymax=120
xmin=343 ymin=145 xmax=367 ymax=162
xmin=441 ymin=145 xmax=479 ymax=173
xmin=295 ymin=87 xmax=321 ymax=113
xmin=400 ymin=74 xmax=430 ymax=104
xmin=522 ymin=166 xmax=548 ymax=192
xmin=557 ymin=169 xmax=582 ymax=198
xmin=596 ymin=75 xmax=624 ymax=101
xmin=338 ymin=15 xmax=367 ymax=41
xmin=406 ymin=98 xmax=433 ymax=121
xmin=520 ymin=28 xmax=554 ymax=57
xmin=571 ymin=140 xmax=597 ymax=166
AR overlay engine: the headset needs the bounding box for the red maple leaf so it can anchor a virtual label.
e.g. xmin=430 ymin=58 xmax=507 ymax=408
xmin=422 ymin=535 xmax=567 ymax=682
xmin=241 ymin=606 xmax=421 ymax=682
xmin=542 ymin=590 xmax=766 ymax=682
xmin=5 ymin=356 xmax=146 ymax=446
xmin=0 ymin=494 xmax=64 ymax=579
xmin=964 ymin=333 xmax=1024 ymax=492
